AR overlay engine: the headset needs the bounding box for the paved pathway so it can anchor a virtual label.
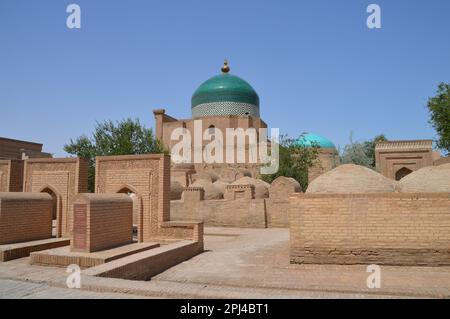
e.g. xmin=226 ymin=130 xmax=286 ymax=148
xmin=1 ymin=227 xmax=450 ymax=298
xmin=0 ymin=279 xmax=149 ymax=299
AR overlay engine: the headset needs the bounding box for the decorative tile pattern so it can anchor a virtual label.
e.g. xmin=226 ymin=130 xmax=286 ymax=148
xmin=192 ymin=102 xmax=260 ymax=118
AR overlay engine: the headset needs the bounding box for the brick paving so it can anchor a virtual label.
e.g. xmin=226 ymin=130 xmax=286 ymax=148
xmin=154 ymin=227 xmax=450 ymax=298
xmin=0 ymin=279 xmax=150 ymax=299
xmin=1 ymin=227 xmax=450 ymax=298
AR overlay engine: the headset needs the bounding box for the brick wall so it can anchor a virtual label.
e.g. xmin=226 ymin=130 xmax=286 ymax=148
xmin=154 ymin=110 xmax=268 ymax=179
xmin=9 ymin=160 xmax=24 ymax=192
xmin=183 ymin=187 xmax=204 ymax=202
xmin=0 ymin=160 xmax=24 ymax=192
xmin=24 ymin=157 xmax=89 ymax=238
xmin=224 ymin=184 xmax=255 ymax=200
xmin=289 ymin=193 xmax=450 ymax=266
xmin=375 ymin=140 xmax=434 ymax=180
xmin=95 ymin=154 xmax=203 ymax=244
xmin=266 ymin=177 xmax=302 ymax=227
xmin=170 ymin=176 xmax=303 ymax=228
xmin=0 ymin=137 xmax=44 ymax=160
xmin=72 ymin=194 xmax=133 ymax=253
xmin=170 ymin=198 xmax=267 ymax=228
xmin=85 ymin=240 xmax=203 ymax=281
xmin=158 ymin=114 xmax=267 ymax=164
xmin=0 ymin=192 xmax=52 ymax=245
xmin=266 ymin=199 xmax=290 ymax=228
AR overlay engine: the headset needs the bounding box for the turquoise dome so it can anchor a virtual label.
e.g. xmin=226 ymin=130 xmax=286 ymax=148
xmin=295 ymin=133 xmax=336 ymax=149
xmin=191 ymin=62 xmax=260 ymax=118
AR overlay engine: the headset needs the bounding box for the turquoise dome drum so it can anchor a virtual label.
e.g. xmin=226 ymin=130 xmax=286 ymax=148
xmin=295 ymin=133 xmax=336 ymax=149
xmin=191 ymin=61 xmax=260 ymax=118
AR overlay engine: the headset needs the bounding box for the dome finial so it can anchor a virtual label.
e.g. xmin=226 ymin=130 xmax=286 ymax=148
xmin=221 ymin=59 xmax=230 ymax=73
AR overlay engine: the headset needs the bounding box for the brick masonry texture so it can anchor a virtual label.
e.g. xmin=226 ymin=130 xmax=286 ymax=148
xmin=224 ymin=184 xmax=255 ymax=200
xmin=171 ymin=198 xmax=267 ymax=228
xmin=95 ymin=154 xmax=203 ymax=248
xmin=170 ymin=194 xmax=294 ymax=228
xmin=375 ymin=140 xmax=434 ymax=180
xmin=72 ymin=194 xmax=133 ymax=253
xmin=23 ymin=158 xmax=89 ymax=238
xmin=84 ymin=240 xmax=202 ymax=281
xmin=20 ymin=154 xmax=203 ymax=272
xmin=154 ymin=111 xmax=267 ymax=165
xmin=0 ymin=192 xmax=52 ymax=245
xmin=154 ymin=110 xmax=273 ymax=180
xmin=0 ymin=160 xmax=24 ymax=192
xmin=0 ymin=137 xmax=51 ymax=160
xmin=0 ymin=238 xmax=70 ymax=262
xmin=30 ymin=243 xmax=159 ymax=268
xmin=289 ymin=193 xmax=450 ymax=266
xmin=171 ymin=176 xmax=303 ymax=228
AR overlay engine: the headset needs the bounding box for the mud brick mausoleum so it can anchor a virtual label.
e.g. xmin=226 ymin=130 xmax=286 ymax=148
xmin=1 ymin=61 xmax=450 ymax=290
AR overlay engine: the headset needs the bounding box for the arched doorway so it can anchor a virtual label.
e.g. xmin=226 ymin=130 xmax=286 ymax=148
xmin=41 ymin=187 xmax=58 ymax=237
xmin=395 ymin=167 xmax=413 ymax=181
xmin=117 ymin=187 xmax=142 ymax=242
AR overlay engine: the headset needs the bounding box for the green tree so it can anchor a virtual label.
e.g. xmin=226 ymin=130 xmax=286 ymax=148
xmin=427 ymin=82 xmax=450 ymax=155
xmin=261 ymin=134 xmax=320 ymax=191
xmin=64 ymin=118 xmax=165 ymax=192
xmin=363 ymin=134 xmax=387 ymax=167
xmin=340 ymin=133 xmax=387 ymax=169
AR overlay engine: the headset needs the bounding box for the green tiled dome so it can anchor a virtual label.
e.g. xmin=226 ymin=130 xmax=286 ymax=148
xmin=191 ymin=61 xmax=260 ymax=118
xmin=295 ymin=133 xmax=336 ymax=149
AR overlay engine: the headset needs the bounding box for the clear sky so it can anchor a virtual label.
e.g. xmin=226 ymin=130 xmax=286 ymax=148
xmin=1 ymin=0 xmax=449 ymax=156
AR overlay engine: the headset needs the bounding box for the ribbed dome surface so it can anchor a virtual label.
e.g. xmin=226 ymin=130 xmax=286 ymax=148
xmin=192 ymin=74 xmax=259 ymax=107
xmin=191 ymin=72 xmax=260 ymax=118
xmin=306 ymin=164 xmax=396 ymax=194
xmin=398 ymin=164 xmax=450 ymax=193
xmin=231 ymin=176 xmax=270 ymax=198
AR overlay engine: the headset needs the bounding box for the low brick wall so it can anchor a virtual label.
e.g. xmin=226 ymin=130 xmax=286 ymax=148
xmin=72 ymin=194 xmax=133 ymax=253
xmin=171 ymin=197 xmax=291 ymax=228
xmin=170 ymin=198 xmax=267 ymax=228
xmin=1 ymin=238 xmax=70 ymax=262
xmin=0 ymin=192 xmax=52 ymax=245
xmin=266 ymin=198 xmax=290 ymax=228
xmin=84 ymin=240 xmax=203 ymax=281
xmin=289 ymin=193 xmax=450 ymax=266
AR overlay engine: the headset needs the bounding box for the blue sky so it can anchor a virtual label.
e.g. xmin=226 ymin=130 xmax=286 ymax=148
xmin=1 ymin=0 xmax=449 ymax=156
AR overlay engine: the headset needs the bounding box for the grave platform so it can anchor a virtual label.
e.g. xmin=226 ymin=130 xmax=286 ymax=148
xmin=30 ymin=242 xmax=160 ymax=268
xmin=0 ymin=238 xmax=70 ymax=262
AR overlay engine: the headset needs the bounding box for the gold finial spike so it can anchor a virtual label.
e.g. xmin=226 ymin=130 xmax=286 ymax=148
xmin=221 ymin=59 xmax=230 ymax=73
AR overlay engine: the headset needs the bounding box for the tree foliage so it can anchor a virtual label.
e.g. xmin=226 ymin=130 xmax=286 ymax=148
xmin=261 ymin=134 xmax=320 ymax=191
xmin=340 ymin=133 xmax=387 ymax=169
xmin=64 ymin=118 xmax=165 ymax=192
xmin=427 ymin=82 xmax=450 ymax=155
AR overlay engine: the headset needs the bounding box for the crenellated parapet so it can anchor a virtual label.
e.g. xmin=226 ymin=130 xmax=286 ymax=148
xmin=182 ymin=187 xmax=205 ymax=202
xmin=224 ymin=184 xmax=255 ymax=200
